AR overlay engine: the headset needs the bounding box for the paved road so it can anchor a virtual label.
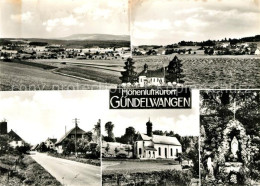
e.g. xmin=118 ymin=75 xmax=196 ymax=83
xmin=30 ymin=152 xmax=101 ymax=186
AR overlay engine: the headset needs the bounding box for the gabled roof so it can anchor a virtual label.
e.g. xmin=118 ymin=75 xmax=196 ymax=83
xmin=139 ymin=133 xmax=181 ymax=146
xmin=47 ymin=138 xmax=57 ymax=143
xmin=8 ymin=130 xmax=23 ymax=141
xmin=138 ymin=68 xmax=165 ymax=78
xmin=56 ymin=126 xmax=86 ymax=145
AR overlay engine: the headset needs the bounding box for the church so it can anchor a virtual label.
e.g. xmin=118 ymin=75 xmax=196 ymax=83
xmin=134 ymin=119 xmax=182 ymax=159
xmin=138 ymin=64 xmax=165 ymax=87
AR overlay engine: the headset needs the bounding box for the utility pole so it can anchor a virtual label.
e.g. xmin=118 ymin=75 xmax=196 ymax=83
xmin=73 ymin=118 xmax=79 ymax=158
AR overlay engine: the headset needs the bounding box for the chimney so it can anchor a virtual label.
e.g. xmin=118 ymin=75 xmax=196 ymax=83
xmin=0 ymin=121 xmax=7 ymax=135
xmin=146 ymin=118 xmax=153 ymax=137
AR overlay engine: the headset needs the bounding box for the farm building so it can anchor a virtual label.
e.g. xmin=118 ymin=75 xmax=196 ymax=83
xmin=55 ymin=124 xmax=86 ymax=154
xmin=253 ymin=47 xmax=260 ymax=55
xmin=1 ymin=121 xmax=25 ymax=148
xmin=44 ymin=138 xmax=57 ymax=150
xmin=134 ymin=119 xmax=182 ymax=159
xmin=138 ymin=64 xmax=165 ymax=87
xmin=8 ymin=129 xmax=25 ymax=148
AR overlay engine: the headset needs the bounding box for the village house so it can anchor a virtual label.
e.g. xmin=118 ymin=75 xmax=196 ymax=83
xmin=138 ymin=64 xmax=165 ymax=87
xmin=44 ymin=138 xmax=57 ymax=150
xmin=134 ymin=119 xmax=182 ymax=159
xmin=8 ymin=130 xmax=25 ymax=148
xmin=55 ymin=124 xmax=86 ymax=154
xmin=0 ymin=121 xmax=25 ymax=148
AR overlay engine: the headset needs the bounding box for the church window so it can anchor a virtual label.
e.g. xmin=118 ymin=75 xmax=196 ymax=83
xmin=139 ymin=148 xmax=142 ymax=155
xmin=158 ymin=147 xmax=161 ymax=156
xmin=171 ymin=148 xmax=173 ymax=156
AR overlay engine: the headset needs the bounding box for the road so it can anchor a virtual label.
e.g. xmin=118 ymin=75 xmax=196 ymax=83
xmin=30 ymin=152 xmax=101 ymax=186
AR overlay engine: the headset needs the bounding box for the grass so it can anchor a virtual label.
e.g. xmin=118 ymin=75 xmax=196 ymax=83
xmin=102 ymin=160 xmax=182 ymax=175
xmin=133 ymin=55 xmax=260 ymax=89
xmin=55 ymin=66 xmax=121 ymax=84
xmin=0 ymin=154 xmax=61 ymax=185
xmin=4 ymin=59 xmax=57 ymax=70
xmin=1 ymin=55 xmax=259 ymax=90
xmin=48 ymin=153 xmax=101 ymax=166
xmin=0 ymin=61 xmax=114 ymax=91
xmin=102 ymin=169 xmax=194 ymax=186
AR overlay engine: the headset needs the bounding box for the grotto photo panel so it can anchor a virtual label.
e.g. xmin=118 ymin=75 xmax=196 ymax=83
xmin=200 ymin=90 xmax=260 ymax=185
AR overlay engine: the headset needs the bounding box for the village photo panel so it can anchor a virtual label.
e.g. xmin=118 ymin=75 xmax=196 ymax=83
xmin=200 ymin=90 xmax=260 ymax=185
xmin=130 ymin=0 xmax=260 ymax=89
xmin=102 ymin=89 xmax=200 ymax=185
xmin=0 ymin=0 xmax=130 ymax=91
xmin=0 ymin=90 xmax=106 ymax=185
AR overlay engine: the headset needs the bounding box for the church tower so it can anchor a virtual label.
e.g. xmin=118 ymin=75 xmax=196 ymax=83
xmin=146 ymin=118 xmax=153 ymax=137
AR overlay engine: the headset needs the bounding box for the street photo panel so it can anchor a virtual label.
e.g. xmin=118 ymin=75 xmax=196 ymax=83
xmin=0 ymin=90 xmax=104 ymax=185
xmin=0 ymin=0 xmax=130 ymax=91
xmin=102 ymin=90 xmax=200 ymax=185
xmin=129 ymin=0 xmax=260 ymax=89
xmin=200 ymin=90 xmax=260 ymax=185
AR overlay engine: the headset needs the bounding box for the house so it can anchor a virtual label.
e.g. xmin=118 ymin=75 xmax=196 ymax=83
xmin=1 ymin=121 xmax=25 ymax=148
xmin=134 ymin=119 xmax=182 ymax=159
xmin=45 ymin=138 xmax=57 ymax=150
xmin=8 ymin=129 xmax=25 ymax=148
xmin=252 ymin=47 xmax=260 ymax=55
xmin=55 ymin=124 xmax=86 ymax=154
xmin=138 ymin=64 xmax=165 ymax=87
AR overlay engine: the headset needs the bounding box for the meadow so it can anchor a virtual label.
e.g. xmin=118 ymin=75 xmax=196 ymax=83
xmin=1 ymin=55 xmax=259 ymax=90
xmin=133 ymin=54 xmax=260 ymax=89
xmin=102 ymin=160 xmax=181 ymax=175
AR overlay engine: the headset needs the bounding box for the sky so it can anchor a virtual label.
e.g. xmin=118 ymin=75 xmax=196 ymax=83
xmin=102 ymin=90 xmax=200 ymax=137
xmin=131 ymin=0 xmax=260 ymax=45
xmin=0 ymin=90 xmax=107 ymax=145
xmin=0 ymin=0 xmax=129 ymax=38
xmin=0 ymin=90 xmax=199 ymax=145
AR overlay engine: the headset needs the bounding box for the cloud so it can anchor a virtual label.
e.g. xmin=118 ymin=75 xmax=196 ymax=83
xmin=133 ymin=28 xmax=156 ymax=39
xmin=89 ymin=8 xmax=112 ymax=20
xmin=134 ymin=19 xmax=172 ymax=30
xmin=42 ymin=15 xmax=78 ymax=32
xmin=131 ymin=0 xmax=260 ymax=45
xmin=10 ymin=11 xmax=32 ymax=23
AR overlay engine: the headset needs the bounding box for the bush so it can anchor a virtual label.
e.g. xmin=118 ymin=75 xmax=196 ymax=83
xmin=103 ymin=169 xmax=193 ymax=186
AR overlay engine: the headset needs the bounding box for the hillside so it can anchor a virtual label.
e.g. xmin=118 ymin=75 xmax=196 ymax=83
xmin=61 ymin=34 xmax=130 ymax=41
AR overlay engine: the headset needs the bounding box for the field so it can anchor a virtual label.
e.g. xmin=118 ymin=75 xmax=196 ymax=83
xmin=102 ymin=160 xmax=181 ymax=175
xmin=133 ymin=54 xmax=260 ymax=89
xmin=0 ymin=60 xmax=116 ymax=91
xmin=1 ymin=55 xmax=259 ymax=90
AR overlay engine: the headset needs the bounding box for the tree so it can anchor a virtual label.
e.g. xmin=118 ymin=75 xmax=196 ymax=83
xmin=105 ymin=122 xmax=116 ymax=142
xmin=105 ymin=143 xmax=110 ymax=153
xmin=166 ymin=56 xmax=185 ymax=83
xmin=85 ymin=131 xmax=93 ymax=142
xmin=124 ymin=127 xmax=136 ymax=144
xmin=119 ymin=58 xmax=137 ymax=83
xmin=0 ymin=135 xmax=10 ymax=155
xmin=94 ymin=119 xmax=101 ymax=144
xmin=62 ymin=138 xmax=75 ymax=155
xmin=114 ymin=147 xmax=119 ymax=155
xmin=38 ymin=142 xmax=48 ymax=152
xmin=153 ymin=130 xmax=164 ymax=135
